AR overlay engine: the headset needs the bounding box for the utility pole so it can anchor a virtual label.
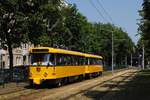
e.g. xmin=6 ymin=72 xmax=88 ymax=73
xmin=142 ymin=44 xmax=145 ymax=70
xmin=131 ymin=53 xmax=132 ymax=67
xmin=112 ymin=31 xmax=114 ymax=74
xmin=125 ymin=56 xmax=127 ymax=67
xmin=100 ymin=29 xmax=128 ymax=74
xmin=0 ymin=54 xmax=1 ymax=69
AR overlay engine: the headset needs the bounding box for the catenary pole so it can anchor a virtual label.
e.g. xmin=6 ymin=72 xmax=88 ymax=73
xmin=142 ymin=44 xmax=145 ymax=70
xmin=112 ymin=31 xmax=114 ymax=74
xmin=131 ymin=53 xmax=132 ymax=67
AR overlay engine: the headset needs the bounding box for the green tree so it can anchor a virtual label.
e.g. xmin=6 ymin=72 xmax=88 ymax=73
xmin=23 ymin=0 xmax=63 ymax=46
xmin=138 ymin=0 xmax=150 ymax=61
xmin=0 ymin=0 xmax=63 ymax=79
xmin=0 ymin=0 xmax=28 ymax=79
xmin=86 ymin=23 xmax=135 ymax=67
xmin=63 ymin=5 xmax=89 ymax=50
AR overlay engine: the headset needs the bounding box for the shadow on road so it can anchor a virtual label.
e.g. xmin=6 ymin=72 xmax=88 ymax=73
xmin=83 ymin=70 xmax=150 ymax=100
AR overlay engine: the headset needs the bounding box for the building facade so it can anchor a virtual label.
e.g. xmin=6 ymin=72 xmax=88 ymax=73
xmin=0 ymin=43 xmax=34 ymax=69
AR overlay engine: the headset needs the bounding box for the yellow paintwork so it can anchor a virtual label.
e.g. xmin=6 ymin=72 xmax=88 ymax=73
xmin=29 ymin=47 xmax=103 ymax=59
xmin=85 ymin=65 xmax=103 ymax=73
xmin=29 ymin=47 xmax=84 ymax=57
xmin=29 ymin=66 xmax=85 ymax=79
xmin=33 ymin=79 xmax=41 ymax=85
xmin=29 ymin=47 xmax=103 ymax=85
xmin=84 ymin=53 xmax=102 ymax=59
xmin=29 ymin=65 xmax=103 ymax=84
xmin=29 ymin=66 xmax=54 ymax=79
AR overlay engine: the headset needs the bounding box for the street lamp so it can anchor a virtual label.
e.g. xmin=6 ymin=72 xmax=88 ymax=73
xmin=139 ymin=54 xmax=142 ymax=68
xmin=99 ymin=29 xmax=114 ymax=75
xmin=131 ymin=53 xmax=132 ymax=67
xmin=111 ymin=31 xmax=114 ymax=74
xmin=142 ymin=44 xmax=145 ymax=70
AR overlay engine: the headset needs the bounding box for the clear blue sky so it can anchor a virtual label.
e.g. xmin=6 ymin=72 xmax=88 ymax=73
xmin=66 ymin=0 xmax=143 ymax=44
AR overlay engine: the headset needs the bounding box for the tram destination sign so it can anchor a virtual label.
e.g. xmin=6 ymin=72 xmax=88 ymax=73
xmin=32 ymin=49 xmax=49 ymax=53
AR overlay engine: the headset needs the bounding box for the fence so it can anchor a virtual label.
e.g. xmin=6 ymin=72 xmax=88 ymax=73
xmin=0 ymin=65 xmax=28 ymax=85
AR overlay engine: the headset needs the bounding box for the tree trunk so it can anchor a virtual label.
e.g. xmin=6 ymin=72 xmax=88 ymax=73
xmin=8 ymin=42 xmax=13 ymax=81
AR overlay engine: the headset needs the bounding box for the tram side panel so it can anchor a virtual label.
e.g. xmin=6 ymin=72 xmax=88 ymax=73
xmin=29 ymin=54 xmax=87 ymax=85
xmin=29 ymin=66 xmax=56 ymax=84
xmin=85 ymin=58 xmax=103 ymax=75
xmin=54 ymin=66 xmax=85 ymax=78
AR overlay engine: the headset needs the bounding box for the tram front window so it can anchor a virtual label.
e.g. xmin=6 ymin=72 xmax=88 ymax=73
xmin=31 ymin=54 xmax=54 ymax=66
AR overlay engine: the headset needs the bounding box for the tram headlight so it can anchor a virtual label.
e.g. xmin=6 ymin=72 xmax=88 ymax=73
xmin=36 ymin=67 xmax=41 ymax=72
xmin=29 ymin=72 xmax=32 ymax=77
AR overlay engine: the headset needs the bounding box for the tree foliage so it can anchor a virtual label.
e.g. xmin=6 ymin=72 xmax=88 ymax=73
xmin=138 ymin=0 xmax=150 ymax=61
xmin=0 ymin=0 xmax=29 ymax=78
xmin=0 ymin=1 xmax=135 ymax=71
xmin=0 ymin=0 xmax=62 ymax=79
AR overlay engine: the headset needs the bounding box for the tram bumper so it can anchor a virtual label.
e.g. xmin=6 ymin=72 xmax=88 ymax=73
xmin=33 ymin=79 xmax=41 ymax=85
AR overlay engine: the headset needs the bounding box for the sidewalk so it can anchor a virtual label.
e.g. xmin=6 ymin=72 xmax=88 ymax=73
xmin=0 ymin=82 xmax=28 ymax=95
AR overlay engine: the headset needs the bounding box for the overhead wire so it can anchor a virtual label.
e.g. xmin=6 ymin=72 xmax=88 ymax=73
xmin=88 ymin=0 xmax=109 ymax=23
xmin=96 ymin=0 xmax=115 ymax=24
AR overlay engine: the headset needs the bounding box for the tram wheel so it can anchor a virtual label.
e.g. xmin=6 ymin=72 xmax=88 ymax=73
xmin=78 ymin=75 xmax=83 ymax=81
xmin=29 ymin=80 xmax=34 ymax=87
xmin=99 ymin=72 xmax=102 ymax=76
xmin=55 ymin=79 xmax=62 ymax=87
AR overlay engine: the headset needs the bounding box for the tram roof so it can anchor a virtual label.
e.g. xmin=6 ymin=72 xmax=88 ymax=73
xmin=29 ymin=47 xmax=103 ymax=59
xmin=84 ymin=54 xmax=103 ymax=59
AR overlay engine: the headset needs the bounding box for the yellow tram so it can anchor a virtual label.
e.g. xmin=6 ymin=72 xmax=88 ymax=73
xmin=28 ymin=47 xmax=103 ymax=86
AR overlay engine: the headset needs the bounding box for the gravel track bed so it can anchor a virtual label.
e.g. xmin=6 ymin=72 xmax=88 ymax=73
xmin=13 ymin=69 xmax=137 ymax=100
xmin=0 ymin=68 xmax=138 ymax=100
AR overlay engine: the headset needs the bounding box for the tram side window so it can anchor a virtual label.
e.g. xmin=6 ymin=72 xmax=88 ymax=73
xmin=55 ymin=54 xmax=87 ymax=66
xmin=78 ymin=56 xmax=82 ymax=65
xmin=63 ymin=54 xmax=68 ymax=65
xmin=66 ymin=55 xmax=70 ymax=65
xmin=78 ymin=56 xmax=81 ymax=65
xmin=72 ymin=56 xmax=88 ymax=66
xmin=93 ymin=59 xmax=95 ymax=65
xmin=56 ymin=54 xmax=63 ymax=65
xmin=56 ymin=54 xmax=73 ymax=66
xmin=71 ymin=55 xmax=75 ymax=66
xmin=65 ymin=55 xmax=72 ymax=66
xmin=98 ymin=59 xmax=103 ymax=65
xmin=95 ymin=59 xmax=99 ymax=65
xmin=89 ymin=58 xmax=92 ymax=65
xmin=71 ymin=56 xmax=81 ymax=66
xmin=80 ymin=57 xmax=85 ymax=65
xmin=49 ymin=54 xmax=55 ymax=65
xmin=85 ymin=58 xmax=88 ymax=65
xmin=89 ymin=58 xmax=100 ymax=65
xmin=82 ymin=57 xmax=85 ymax=65
xmin=87 ymin=58 xmax=89 ymax=65
xmin=71 ymin=55 xmax=76 ymax=66
xmin=78 ymin=56 xmax=83 ymax=65
xmin=74 ymin=56 xmax=78 ymax=66
xmin=81 ymin=57 xmax=85 ymax=65
xmin=93 ymin=59 xmax=97 ymax=65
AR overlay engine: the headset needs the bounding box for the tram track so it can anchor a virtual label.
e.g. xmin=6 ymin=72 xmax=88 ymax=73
xmin=0 ymin=83 xmax=54 ymax=100
xmin=16 ymin=69 xmax=138 ymax=100
xmin=0 ymin=88 xmax=47 ymax=100
xmin=62 ymin=70 xmax=137 ymax=100
xmin=65 ymin=71 xmax=137 ymax=100
xmin=0 ymin=68 xmax=138 ymax=100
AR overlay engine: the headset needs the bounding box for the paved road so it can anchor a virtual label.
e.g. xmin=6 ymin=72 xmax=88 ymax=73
xmin=0 ymin=68 xmax=138 ymax=100
xmin=14 ymin=69 xmax=137 ymax=100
